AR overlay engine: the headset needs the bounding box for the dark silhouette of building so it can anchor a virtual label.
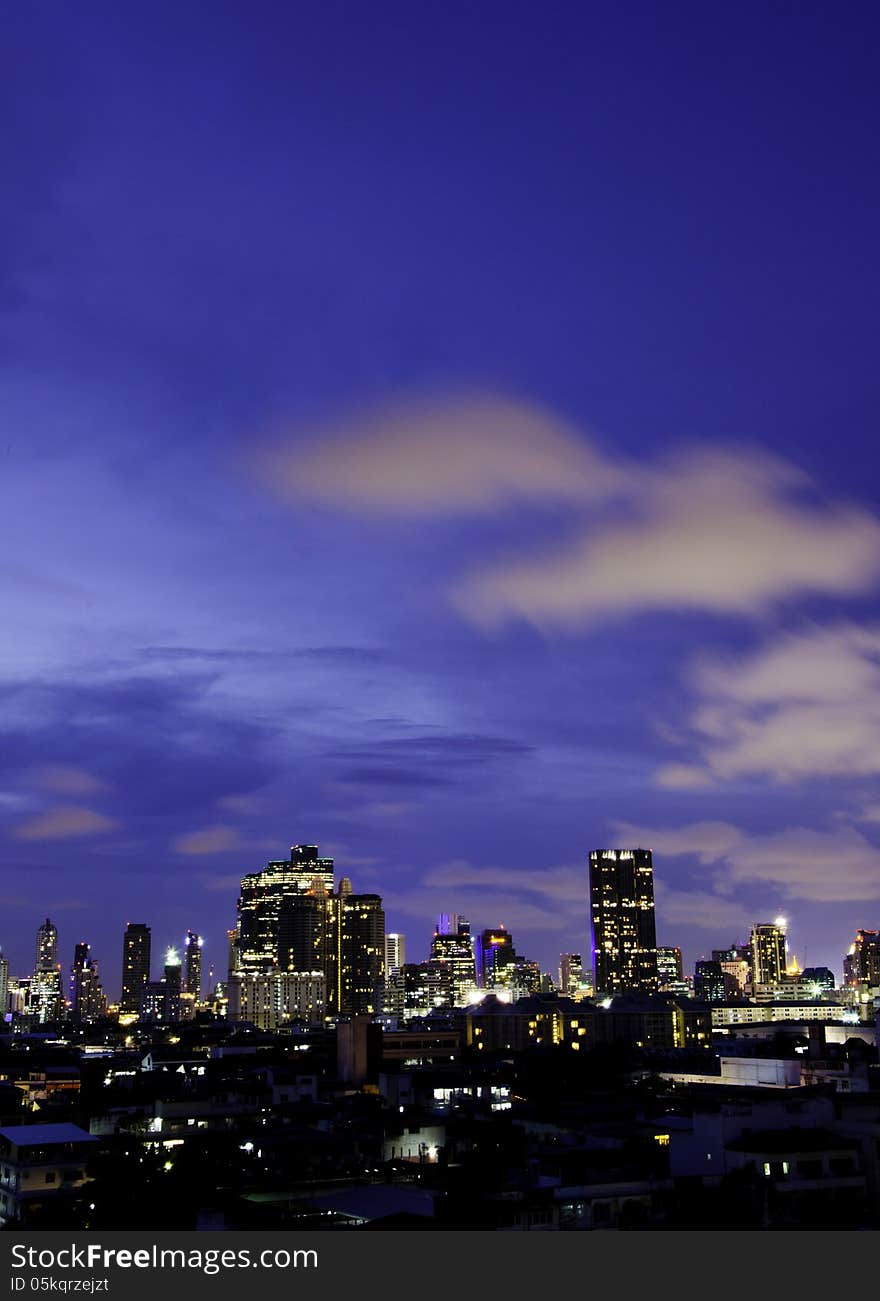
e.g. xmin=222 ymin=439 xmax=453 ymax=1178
xmin=120 ymin=923 xmax=151 ymax=1014
xmin=589 ymin=849 xmax=658 ymax=994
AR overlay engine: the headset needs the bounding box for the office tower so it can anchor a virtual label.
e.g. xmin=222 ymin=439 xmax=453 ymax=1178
xmin=589 ymin=849 xmax=658 ymax=995
xmin=656 ymin=946 xmax=683 ymax=989
xmin=712 ymin=944 xmax=751 ymax=994
xmin=162 ymin=948 xmax=182 ymax=1022
xmin=70 ymin=942 xmax=105 ymax=1023
xmin=694 ymin=960 xmax=725 ymax=1003
xmin=338 ymin=893 xmax=385 ymax=1015
xmin=477 ymin=927 xmax=516 ymax=988
xmin=430 ymin=917 xmax=476 ymax=1005
xmin=237 ymin=970 xmax=325 ymax=1030
xmin=0 ymin=951 xmax=8 ymax=1019
xmin=30 ymin=969 xmax=64 ymax=1023
xmin=383 ymin=962 xmax=452 ymax=1021
xmin=237 ymin=845 xmax=335 ymax=972
xmin=559 ymin=952 xmax=586 ymax=996
xmin=510 ymin=956 xmax=542 ymax=997
xmin=184 ymin=930 xmax=202 ymax=1002
xmin=121 ymin=923 xmax=152 ymax=1014
xmin=385 ymin=933 xmax=406 ymax=974
xmin=843 ymin=930 xmax=880 ymax=987
xmin=35 ymin=918 xmax=58 ymax=972
xmin=750 ymin=922 xmax=786 ymax=988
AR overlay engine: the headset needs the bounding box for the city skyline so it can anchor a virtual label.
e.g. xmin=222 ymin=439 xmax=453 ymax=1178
xmin=2 ymin=841 xmax=875 ymax=1006
xmin=4 ymin=6 xmax=880 ymax=996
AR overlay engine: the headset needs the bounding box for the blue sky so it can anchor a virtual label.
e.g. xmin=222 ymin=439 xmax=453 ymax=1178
xmin=3 ymin=2 xmax=880 ymax=993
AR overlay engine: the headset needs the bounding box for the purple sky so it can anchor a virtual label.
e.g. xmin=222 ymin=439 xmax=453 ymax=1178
xmin=3 ymin=2 xmax=880 ymax=995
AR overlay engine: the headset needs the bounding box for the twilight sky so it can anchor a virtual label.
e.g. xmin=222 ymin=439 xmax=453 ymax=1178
xmin=3 ymin=2 xmax=880 ymax=995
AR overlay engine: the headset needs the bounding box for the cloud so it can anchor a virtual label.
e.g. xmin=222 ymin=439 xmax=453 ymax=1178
xmin=662 ymin=624 xmax=880 ymax=783
xmin=31 ymin=764 xmax=108 ymax=795
xmin=612 ymin=818 xmax=880 ymax=904
xmin=653 ymin=883 xmax=754 ymax=935
xmin=173 ymin=824 xmax=250 ymax=855
xmin=254 ymin=392 xmax=624 ymax=515
xmin=12 ymin=805 xmax=117 ymax=841
xmin=456 ymin=450 xmax=880 ymax=626
xmin=257 ymin=392 xmax=880 ymax=628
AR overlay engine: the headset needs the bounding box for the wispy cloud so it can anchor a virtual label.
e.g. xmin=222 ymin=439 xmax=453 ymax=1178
xmin=253 ymin=391 xmax=623 ymax=515
xmin=31 ymin=764 xmax=108 ymax=796
xmin=256 ymin=392 xmax=880 ymax=629
xmin=12 ymin=805 xmax=117 ymax=841
xmin=612 ymin=818 xmax=880 ymax=903
xmin=173 ymin=824 xmax=264 ymax=856
xmin=659 ymin=623 xmax=880 ymax=783
xmin=456 ymin=449 xmax=880 ymax=627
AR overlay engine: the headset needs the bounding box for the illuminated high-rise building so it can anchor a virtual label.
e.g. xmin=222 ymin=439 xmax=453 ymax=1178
xmin=843 ymin=929 xmax=880 ymax=987
xmin=35 ymin=918 xmax=58 ymax=972
xmin=589 ymin=849 xmax=658 ymax=995
xmin=385 ymin=933 xmax=405 ymax=974
xmin=121 ymin=923 xmax=152 ymax=1014
xmin=430 ymin=917 xmax=476 ymax=1005
xmin=70 ymin=942 xmax=105 ymax=1023
xmin=338 ymin=893 xmax=385 ymax=1015
xmin=232 ymin=847 xmax=383 ymax=1019
xmin=0 ymin=951 xmax=9 ymax=1018
xmin=559 ymin=952 xmax=586 ymax=996
xmin=693 ymin=960 xmax=725 ymax=1003
xmin=237 ymin=845 xmax=335 ymax=972
xmin=750 ymin=922 xmax=787 ymax=988
xmin=477 ymin=927 xmax=516 ymax=988
xmin=238 ymin=970 xmax=325 ymax=1029
xmin=712 ymin=944 xmax=751 ymax=993
xmin=162 ymin=948 xmax=182 ymax=1021
xmin=184 ymin=930 xmax=202 ymax=1002
xmin=656 ymin=947 xmax=683 ymax=989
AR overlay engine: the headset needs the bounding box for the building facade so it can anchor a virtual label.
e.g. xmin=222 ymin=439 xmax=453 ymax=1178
xmin=120 ymin=923 xmax=152 ymax=1015
xmin=589 ymin=849 xmax=658 ymax=995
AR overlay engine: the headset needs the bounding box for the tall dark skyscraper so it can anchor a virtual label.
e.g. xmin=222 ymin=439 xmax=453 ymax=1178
xmin=338 ymin=893 xmax=385 ymax=1015
xmin=232 ymin=844 xmax=383 ymax=1018
xmin=183 ymin=930 xmax=202 ymax=1002
xmin=476 ymin=926 xmax=516 ymax=988
xmin=656 ymin=946 xmax=683 ymax=989
xmin=120 ymin=923 xmax=151 ymax=1014
xmin=589 ymin=849 xmax=658 ymax=995
xmin=237 ymin=845 xmax=335 ymax=972
xmin=70 ymin=942 xmax=105 ymax=1023
xmin=750 ymin=921 xmax=786 ymax=987
xmin=35 ymin=918 xmax=57 ymax=972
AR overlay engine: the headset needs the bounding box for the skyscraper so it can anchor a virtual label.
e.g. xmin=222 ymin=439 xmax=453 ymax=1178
xmin=385 ymin=933 xmax=406 ymax=974
xmin=0 ymin=951 xmax=8 ymax=1019
xmin=559 ymin=952 xmax=588 ymax=997
xmin=589 ymin=849 xmax=658 ymax=995
xmin=477 ymin=926 xmax=516 ymax=989
xmin=750 ymin=922 xmax=786 ymax=988
xmin=162 ymin=948 xmax=182 ymax=1021
xmin=338 ymin=893 xmax=385 ymax=1015
xmin=430 ymin=917 xmax=476 ymax=1005
xmin=121 ymin=923 xmax=152 ymax=1014
xmin=35 ymin=918 xmax=57 ymax=972
xmin=70 ymin=942 xmax=106 ymax=1023
xmin=843 ymin=929 xmax=880 ymax=987
xmin=237 ymin=845 xmax=335 ymax=972
xmin=656 ymin=946 xmax=683 ymax=989
xmin=693 ymin=960 xmax=725 ymax=1003
xmin=184 ymin=930 xmax=202 ymax=1002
